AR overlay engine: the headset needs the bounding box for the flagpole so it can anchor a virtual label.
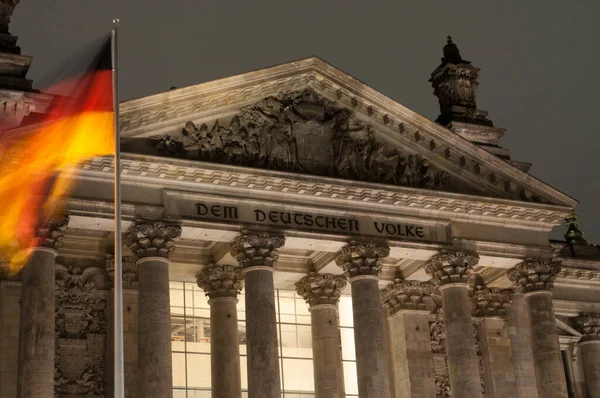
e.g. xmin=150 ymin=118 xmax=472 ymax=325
xmin=111 ymin=19 xmax=125 ymax=398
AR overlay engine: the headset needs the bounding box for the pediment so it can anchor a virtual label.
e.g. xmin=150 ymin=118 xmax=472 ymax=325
xmin=119 ymin=57 xmax=577 ymax=208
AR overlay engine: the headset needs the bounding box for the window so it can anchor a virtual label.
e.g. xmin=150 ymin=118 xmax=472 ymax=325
xmin=170 ymin=282 xmax=358 ymax=397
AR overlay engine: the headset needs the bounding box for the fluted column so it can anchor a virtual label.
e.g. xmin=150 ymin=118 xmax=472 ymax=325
xmin=296 ymin=272 xmax=347 ymax=398
xmin=17 ymin=215 xmax=68 ymax=398
xmin=125 ymin=220 xmax=182 ymax=398
xmin=508 ymin=292 xmax=538 ymax=398
xmin=425 ymin=250 xmax=483 ymax=398
xmin=230 ymin=231 xmax=285 ymax=398
xmin=381 ymin=279 xmax=437 ymax=398
xmin=508 ymin=259 xmax=568 ymax=398
xmin=472 ymin=283 xmax=517 ymax=398
xmin=575 ymin=314 xmax=600 ymax=398
xmin=197 ymin=263 xmax=244 ymax=398
xmin=335 ymin=242 xmax=392 ymax=398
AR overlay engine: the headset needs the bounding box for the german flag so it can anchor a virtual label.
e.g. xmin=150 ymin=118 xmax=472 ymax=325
xmin=0 ymin=35 xmax=115 ymax=272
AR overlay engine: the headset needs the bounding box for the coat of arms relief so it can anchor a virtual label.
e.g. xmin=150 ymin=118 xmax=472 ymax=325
xmin=146 ymin=88 xmax=467 ymax=192
xmin=54 ymin=265 xmax=108 ymax=397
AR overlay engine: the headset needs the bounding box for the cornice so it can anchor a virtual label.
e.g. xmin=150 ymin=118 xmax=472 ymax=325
xmin=117 ymin=57 xmax=577 ymax=208
xmin=73 ymin=153 xmax=571 ymax=230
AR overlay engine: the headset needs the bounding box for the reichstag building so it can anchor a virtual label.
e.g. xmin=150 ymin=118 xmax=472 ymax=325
xmin=1 ymin=4 xmax=600 ymax=397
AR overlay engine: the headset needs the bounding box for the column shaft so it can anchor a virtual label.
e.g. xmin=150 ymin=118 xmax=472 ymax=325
xmin=244 ymin=268 xmax=281 ymax=398
xmin=137 ymin=257 xmax=173 ymax=397
xmin=508 ymin=293 xmax=538 ymax=398
xmin=526 ymin=291 xmax=568 ymax=398
xmin=310 ymin=305 xmax=345 ymax=398
xmin=210 ymin=297 xmax=242 ymax=398
xmin=387 ymin=310 xmax=436 ymax=398
xmin=16 ymin=248 xmax=56 ymax=398
xmin=580 ymin=341 xmax=600 ymax=398
xmin=478 ymin=317 xmax=517 ymax=398
xmin=440 ymin=284 xmax=483 ymax=398
xmin=351 ymin=276 xmax=392 ymax=398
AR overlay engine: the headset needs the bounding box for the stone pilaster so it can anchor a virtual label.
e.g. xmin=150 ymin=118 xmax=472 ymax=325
xmin=17 ymin=215 xmax=68 ymax=398
xmin=473 ymin=283 xmax=518 ymax=398
xmin=336 ymin=241 xmax=392 ymax=398
xmin=197 ymin=263 xmax=244 ymax=398
xmin=425 ymin=250 xmax=483 ymax=398
xmin=381 ymin=279 xmax=438 ymax=398
xmin=296 ymin=272 xmax=347 ymax=398
xmin=230 ymin=231 xmax=284 ymax=398
xmin=125 ymin=220 xmax=181 ymax=398
xmin=508 ymin=258 xmax=568 ymax=398
xmin=575 ymin=313 xmax=600 ymax=397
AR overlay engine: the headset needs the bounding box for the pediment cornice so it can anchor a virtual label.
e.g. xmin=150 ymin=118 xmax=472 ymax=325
xmin=118 ymin=57 xmax=577 ymax=208
xmin=76 ymin=153 xmax=570 ymax=230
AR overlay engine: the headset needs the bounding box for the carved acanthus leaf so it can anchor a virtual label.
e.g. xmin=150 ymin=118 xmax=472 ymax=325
xmin=507 ymin=258 xmax=562 ymax=293
xmin=424 ymin=249 xmax=479 ymax=285
xmin=197 ymin=263 xmax=244 ymax=299
xmin=430 ymin=307 xmax=446 ymax=355
xmin=229 ymin=230 xmax=285 ymax=269
xmin=105 ymin=253 xmax=139 ymax=289
xmin=381 ymin=278 xmax=438 ymax=315
xmin=124 ymin=220 xmax=182 ymax=259
xmin=295 ymin=272 xmax=348 ymax=307
xmin=473 ymin=284 xmax=513 ymax=318
xmin=335 ymin=241 xmax=390 ymax=278
xmin=37 ymin=213 xmax=69 ymax=250
xmin=575 ymin=313 xmax=600 ymax=341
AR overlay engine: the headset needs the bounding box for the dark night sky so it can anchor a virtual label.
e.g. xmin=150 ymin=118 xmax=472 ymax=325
xmin=11 ymin=1 xmax=600 ymax=243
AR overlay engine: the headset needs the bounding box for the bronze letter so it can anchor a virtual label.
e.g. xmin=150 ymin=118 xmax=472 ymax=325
xmin=255 ymin=209 xmax=266 ymax=222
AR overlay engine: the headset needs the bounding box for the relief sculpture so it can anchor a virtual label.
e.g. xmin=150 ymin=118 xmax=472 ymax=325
xmin=148 ymin=88 xmax=451 ymax=189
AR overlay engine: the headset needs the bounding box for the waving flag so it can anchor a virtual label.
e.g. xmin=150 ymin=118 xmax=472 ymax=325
xmin=0 ymin=35 xmax=115 ymax=272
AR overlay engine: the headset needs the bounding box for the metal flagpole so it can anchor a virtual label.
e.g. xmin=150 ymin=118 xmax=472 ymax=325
xmin=111 ymin=18 xmax=125 ymax=398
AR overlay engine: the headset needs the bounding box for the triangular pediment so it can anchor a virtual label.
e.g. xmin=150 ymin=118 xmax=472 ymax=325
xmin=119 ymin=57 xmax=577 ymax=208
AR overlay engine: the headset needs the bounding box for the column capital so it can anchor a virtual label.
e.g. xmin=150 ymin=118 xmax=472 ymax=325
xmin=575 ymin=313 xmax=600 ymax=342
xmin=295 ymin=272 xmax=347 ymax=307
xmin=380 ymin=278 xmax=438 ymax=316
xmin=124 ymin=220 xmax=182 ymax=259
xmin=335 ymin=241 xmax=389 ymax=278
xmin=424 ymin=249 xmax=479 ymax=286
xmin=473 ymin=284 xmax=513 ymax=318
xmin=230 ymin=230 xmax=285 ymax=269
xmin=105 ymin=252 xmax=139 ymax=289
xmin=507 ymin=258 xmax=561 ymax=293
xmin=37 ymin=213 xmax=69 ymax=250
xmin=197 ymin=263 xmax=244 ymax=300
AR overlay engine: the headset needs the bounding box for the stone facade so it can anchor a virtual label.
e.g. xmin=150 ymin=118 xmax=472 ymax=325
xmin=1 ymin=8 xmax=599 ymax=395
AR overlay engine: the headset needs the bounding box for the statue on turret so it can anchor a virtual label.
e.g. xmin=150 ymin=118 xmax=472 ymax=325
xmin=0 ymin=0 xmax=20 ymax=35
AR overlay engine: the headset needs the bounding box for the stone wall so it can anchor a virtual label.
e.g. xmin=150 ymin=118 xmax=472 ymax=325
xmin=0 ymin=281 xmax=21 ymax=398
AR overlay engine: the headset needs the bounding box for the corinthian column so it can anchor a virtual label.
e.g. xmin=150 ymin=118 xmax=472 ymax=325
xmin=335 ymin=241 xmax=392 ymax=398
xmin=380 ymin=279 xmax=437 ymax=398
xmin=508 ymin=259 xmax=568 ymax=398
xmin=125 ymin=220 xmax=181 ymax=398
xmin=197 ymin=263 xmax=244 ymax=398
xmin=296 ymin=272 xmax=347 ymax=398
xmin=424 ymin=250 xmax=483 ymax=398
xmin=472 ymin=282 xmax=517 ymax=398
xmin=575 ymin=314 xmax=600 ymax=398
xmin=230 ymin=231 xmax=285 ymax=398
xmin=17 ymin=214 xmax=68 ymax=398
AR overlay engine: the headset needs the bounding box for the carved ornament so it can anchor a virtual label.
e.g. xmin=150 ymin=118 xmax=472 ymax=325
xmin=148 ymin=88 xmax=451 ymax=190
xmin=229 ymin=230 xmax=285 ymax=269
xmin=54 ymin=265 xmax=107 ymax=396
xmin=0 ymin=0 xmax=19 ymax=34
xmin=334 ymin=241 xmax=390 ymax=278
xmin=197 ymin=263 xmax=244 ymax=299
xmin=435 ymin=372 xmax=451 ymax=398
xmin=38 ymin=213 xmax=69 ymax=250
xmin=575 ymin=313 xmax=600 ymax=341
xmin=380 ymin=278 xmax=438 ymax=315
xmin=124 ymin=220 xmax=182 ymax=259
xmin=473 ymin=283 xmax=513 ymax=318
xmin=424 ymin=249 xmax=479 ymax=285
xmin=295 ymin=272 xmax=348 ymax=307
xmin=105 ymin=253 xmax=139 ymax=289
xmin=507 ymin=258 xmax=562 ymax=293
xmin=430 ymin=307 xmax=446 ymax=355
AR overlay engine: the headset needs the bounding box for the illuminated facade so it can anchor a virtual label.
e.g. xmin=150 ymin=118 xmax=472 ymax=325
xmin=2 ymin=5 xmax=600 ymax=397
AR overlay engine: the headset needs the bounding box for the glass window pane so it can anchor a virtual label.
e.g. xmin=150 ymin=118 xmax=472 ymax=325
xmin=172 ymin=352 xmax=186 ymax=389
xmin=343 ymin=361 xmax=359 ymax=395
xmin=340 ymin=328 xmax=356 ymax=361
xmin=186 ymin=353 xmax=211 ymax=388
xmin=338 ymin=296 xmax=354 ymax=327
xmin=282 ymin=358 xmax=314 ymax=393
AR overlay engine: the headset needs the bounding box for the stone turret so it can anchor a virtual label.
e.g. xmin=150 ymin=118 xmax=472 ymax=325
xmin=429 ymin=36 xmax=531 ymax=172
xmin=0 ymin=0 xmax=52 ymax=131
